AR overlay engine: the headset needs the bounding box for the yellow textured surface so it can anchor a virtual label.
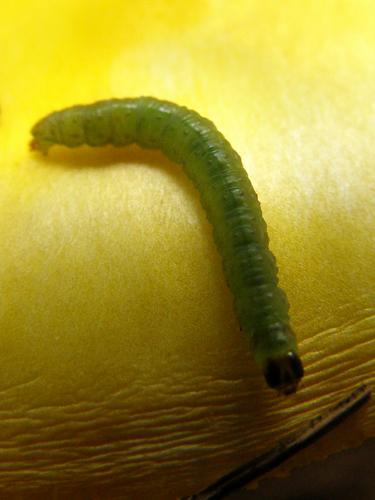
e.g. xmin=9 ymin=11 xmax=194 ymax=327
xmin=0 ymin=1 xmax=374 ymax=498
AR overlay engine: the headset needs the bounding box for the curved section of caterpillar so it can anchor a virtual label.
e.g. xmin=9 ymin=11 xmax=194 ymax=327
xmin=30 ymin=97 xmax=303 ymax=394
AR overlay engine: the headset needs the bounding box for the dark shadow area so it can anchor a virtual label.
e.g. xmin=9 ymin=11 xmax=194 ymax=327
xmin=229 ymin=437 xmax=375 ymax=500
xmin=32 ymin=142 xmax=172 ymax=170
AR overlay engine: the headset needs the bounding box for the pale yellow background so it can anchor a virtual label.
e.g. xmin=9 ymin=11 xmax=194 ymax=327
xmin=0 ymin=1 xmax=374 ymax=498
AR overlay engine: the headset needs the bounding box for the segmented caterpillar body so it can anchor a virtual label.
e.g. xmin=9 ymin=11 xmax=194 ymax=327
xmin=31 ymin=97 xmax=303 ymax=394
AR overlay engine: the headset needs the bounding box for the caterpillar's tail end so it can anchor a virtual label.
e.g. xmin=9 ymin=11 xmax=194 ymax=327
xmin=29 ymin=137 xmax=51 ymax=155
xmin=29 ymin=138 xmax=38 ymax=151
xmin=264 ymin=352 xmax=304 ymax=395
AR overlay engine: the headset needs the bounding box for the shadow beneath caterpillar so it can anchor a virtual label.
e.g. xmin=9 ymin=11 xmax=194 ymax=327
xmin=36 ymin=142 xmax=173 ymax=169
xmin=33 ymin=142 xmax=207 ymax=224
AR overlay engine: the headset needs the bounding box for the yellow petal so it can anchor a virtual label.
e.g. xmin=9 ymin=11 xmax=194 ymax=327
xmin=0 ymin=1 xmax=374 ymax=498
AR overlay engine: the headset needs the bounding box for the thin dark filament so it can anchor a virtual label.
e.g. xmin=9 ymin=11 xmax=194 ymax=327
xmin=181 ymin=384 xmax=371 ymax=500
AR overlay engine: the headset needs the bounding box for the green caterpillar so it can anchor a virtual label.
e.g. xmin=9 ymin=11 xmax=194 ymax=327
xmin=30 ymin=96 xmax=304 ymax=394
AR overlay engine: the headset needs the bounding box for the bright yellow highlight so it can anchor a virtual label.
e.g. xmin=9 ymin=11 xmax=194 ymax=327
xmin=0 ymin=1 xmax=374 ymax=498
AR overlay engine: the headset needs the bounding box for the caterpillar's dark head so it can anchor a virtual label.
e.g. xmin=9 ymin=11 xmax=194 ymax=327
xmin=264 ymin=352 xmax=304 ymax=395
